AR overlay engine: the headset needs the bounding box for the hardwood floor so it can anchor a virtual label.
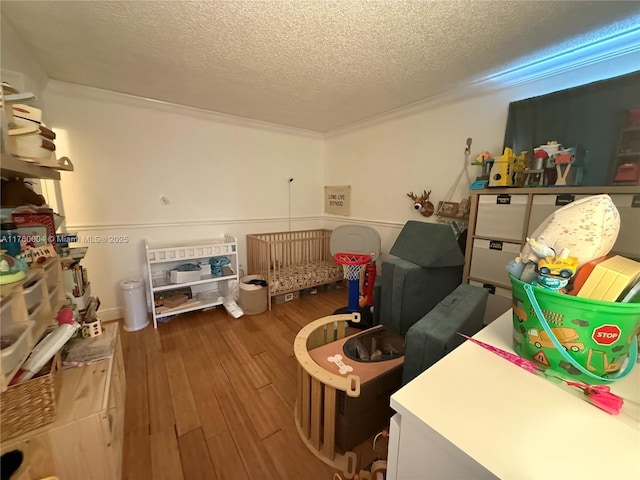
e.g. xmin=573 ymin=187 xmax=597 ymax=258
xmin=119 ymin=286 xmax=380 ymax=480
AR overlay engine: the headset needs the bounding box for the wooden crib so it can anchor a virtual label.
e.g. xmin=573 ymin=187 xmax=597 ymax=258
xmin=246 ymin=229 xmax=343 ymax=310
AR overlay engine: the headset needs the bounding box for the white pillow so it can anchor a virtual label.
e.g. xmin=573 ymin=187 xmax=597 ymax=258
xmin=520 ymin=194 xmax=620 ymax=268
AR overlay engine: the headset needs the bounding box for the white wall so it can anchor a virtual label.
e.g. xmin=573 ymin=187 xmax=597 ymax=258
xmin=0 ymin=17 xmax=48 ymax=102
xmin=42 ymin=81 xmax=325 ymax=319
xmin=323 ymin=51 xmax=640 ymax=262
xmin=5 ymin=31 xmax=638 ymax=320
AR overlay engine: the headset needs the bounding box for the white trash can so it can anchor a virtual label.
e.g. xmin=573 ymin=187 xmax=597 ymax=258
xmin=120 ymin=278 xmax=150 ymax=331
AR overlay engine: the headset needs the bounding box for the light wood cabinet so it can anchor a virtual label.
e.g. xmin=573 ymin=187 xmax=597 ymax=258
xmin=0 ymin=322 xmax=126 ymax=479
xmin=463 ymin=186 xmax=640 ymax=323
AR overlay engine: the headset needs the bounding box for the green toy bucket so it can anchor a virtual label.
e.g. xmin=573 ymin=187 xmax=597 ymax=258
xmin=510 ymin=275 xmax=640 ymax=384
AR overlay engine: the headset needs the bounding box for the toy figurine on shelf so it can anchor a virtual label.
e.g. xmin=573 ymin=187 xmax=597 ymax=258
xmin=488 ymin=147 xmax=516 ymax=187
xmin=209 ymin=256 xmax=230 ymax=276
xmin=470 ymin=151 xmax=494 ymax=190
xmin=530 ymin=141 xmax=585 ymax=187
xmin=547 ymin=147 xmax=576 ymax=186
xmin=0 ymin=250 xmax=28 ymax=285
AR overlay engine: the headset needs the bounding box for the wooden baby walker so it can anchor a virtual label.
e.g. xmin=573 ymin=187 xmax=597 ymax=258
xmin=294 ymin=226 xmax=390 ymax=478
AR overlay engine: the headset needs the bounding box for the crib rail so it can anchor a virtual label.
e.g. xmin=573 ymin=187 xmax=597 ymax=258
xmin=246 ymin=229 xmax=341 ymax=309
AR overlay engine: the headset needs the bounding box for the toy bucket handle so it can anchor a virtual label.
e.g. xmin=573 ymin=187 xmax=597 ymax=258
xmin=523 ymin=284 xmax=637 ymax=383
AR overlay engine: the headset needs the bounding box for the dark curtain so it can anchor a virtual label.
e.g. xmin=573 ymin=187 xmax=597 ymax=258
xmin=503 ymin=70 xmax=640 ymax=186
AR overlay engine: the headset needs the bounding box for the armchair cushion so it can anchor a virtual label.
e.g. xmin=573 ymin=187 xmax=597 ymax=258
xmin=403 ymin=284 xmax=488 ymax=385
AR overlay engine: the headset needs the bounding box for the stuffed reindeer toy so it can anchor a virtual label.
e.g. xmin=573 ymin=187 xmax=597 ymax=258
xmin=406 ymin=190 xmax=434 ymax=217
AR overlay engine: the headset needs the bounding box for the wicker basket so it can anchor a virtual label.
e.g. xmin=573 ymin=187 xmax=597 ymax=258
xmin=0 ymin=351 xmax=62 ymax=441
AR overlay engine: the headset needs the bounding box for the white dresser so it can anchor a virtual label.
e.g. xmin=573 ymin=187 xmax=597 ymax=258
xmin=387 ymin=310 xmax=640 ymax=480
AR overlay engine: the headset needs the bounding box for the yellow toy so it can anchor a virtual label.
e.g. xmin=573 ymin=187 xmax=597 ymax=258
xmin=489 ymin=147 xmax=517 ymax=187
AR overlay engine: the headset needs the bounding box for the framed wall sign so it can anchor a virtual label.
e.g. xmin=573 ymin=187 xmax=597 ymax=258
xmin=324 ymin=185 xmax=351 ymax=216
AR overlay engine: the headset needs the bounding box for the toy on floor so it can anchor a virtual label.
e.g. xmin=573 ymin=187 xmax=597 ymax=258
xmin=332 ymin=429 xmax=388 ymax=480
xmin=330 ymin=225 xmax=381 ymax=329
xmin=334 ymin=252 xmax=372 ymax=318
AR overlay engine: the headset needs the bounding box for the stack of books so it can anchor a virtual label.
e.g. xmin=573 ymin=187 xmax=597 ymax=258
xmin=2 ymin=82 xmax=72 ymax=170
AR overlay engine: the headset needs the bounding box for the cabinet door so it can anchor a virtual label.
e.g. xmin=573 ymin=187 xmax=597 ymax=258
xmin=527 ymin=194 xmax=590 ymax=236
xmin=469 ymin=281 xmax=513 ymax=325
xmin=469 ymin=239 xmax=521 ymax=287
xmin=609 ymin=194 xmax=640 ymax=260
xmin=475 ymin=194 xmax=527 ymax=240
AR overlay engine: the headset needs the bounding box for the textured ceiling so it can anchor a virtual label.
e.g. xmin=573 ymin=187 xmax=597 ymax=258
xmin=2 ymin=1 xmax=639 ymax=132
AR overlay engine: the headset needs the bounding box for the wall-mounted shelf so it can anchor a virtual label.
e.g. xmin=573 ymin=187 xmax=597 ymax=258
xmin=1 ymin=153 xmax=62 ymax=180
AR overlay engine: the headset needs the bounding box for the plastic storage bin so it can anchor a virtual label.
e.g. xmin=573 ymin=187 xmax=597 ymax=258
xmin=23 ymin=276 xmax=46 ymax=314
xmin=120 ymin=279 xmax=149 ymax=331
xmin=1 ymin=320 xmax=34 ymax=376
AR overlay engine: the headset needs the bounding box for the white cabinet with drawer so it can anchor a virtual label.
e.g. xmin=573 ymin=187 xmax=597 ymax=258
xmin=469 ymin=239 xmax=521 ymax=288
xmin=463 ymin=186 xmax=640 ymax=323
xmin=469 ymin=280 xmax=512 ymax=325
xmin=527 ymin=193 xmax=591 ymax=236
xmin=609 ymin=194 xmax=640 ymax=260
xmin=474 ymin=194 xmax=528 ymax=240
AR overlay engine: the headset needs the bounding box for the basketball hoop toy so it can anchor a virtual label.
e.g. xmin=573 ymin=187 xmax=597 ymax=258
xmin=333 ymin=253 xmax=371 ymax=315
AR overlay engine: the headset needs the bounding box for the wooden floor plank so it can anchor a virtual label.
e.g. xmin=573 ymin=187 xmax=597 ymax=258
xmin=122 ymin=427 xmax=153 ymax=480
xmin=164 ymin=350 xmax=201 ymax=436
xmin=262 ymin=428 xmax=336 ymax=480
xmin=123 ymin=288 xmax=350 ymax=480
xmin=181 ymin=339 xmax=228 ymax=438
xmin=221 ymin=328 xmax=270 ymax=389
xmin=226 ymin=319 xmax=267 ymax=355
xmin=198 ymin=313 xmax=232 ymax=356
xmin=150 ymin=429 xmax=184 ymax=480
xmin=146 ymin=347 xmax=176 ymax=434
xmin=124 ymin=343 xmax=149 ymax=432
xmin=207 ymin=430 xmax=250 ymax=480
xmin=217 ymin=351 xmax=280 ymax=440
xmin=216 ymin=390 xmax=281 ymax=480
xmin=254 ymin=351 xmax=297 ymax=409
xmin=177 ymin=427 xmax=217 ymax=479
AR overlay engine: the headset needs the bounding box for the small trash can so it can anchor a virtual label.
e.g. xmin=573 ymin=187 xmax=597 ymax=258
xmin=238 ymin=275 xmax=268 ymax=315
xmin=120 ymin=278 xmax=150 ymax=331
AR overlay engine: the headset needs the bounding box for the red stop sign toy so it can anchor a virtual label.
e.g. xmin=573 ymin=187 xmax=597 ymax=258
xmin=592 ymin=324 xmax=621 ymax=345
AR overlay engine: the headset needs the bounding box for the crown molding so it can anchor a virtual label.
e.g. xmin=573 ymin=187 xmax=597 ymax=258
xmin=325 ymin=23 xmax=640 ymax=139
xmin=43 ymin=80 xmax=324 ymax=139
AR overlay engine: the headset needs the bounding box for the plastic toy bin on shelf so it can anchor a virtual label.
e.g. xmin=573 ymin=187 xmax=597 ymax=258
xmin=44 ymin=259 xmax=61 ymax=292
xmin=0 ymin=320 xmax=35 ymax=376
xmin=23 ymin=274 xmax=46 ymax=314
xmin=169 ymin=269 xmax=202 ymax=284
